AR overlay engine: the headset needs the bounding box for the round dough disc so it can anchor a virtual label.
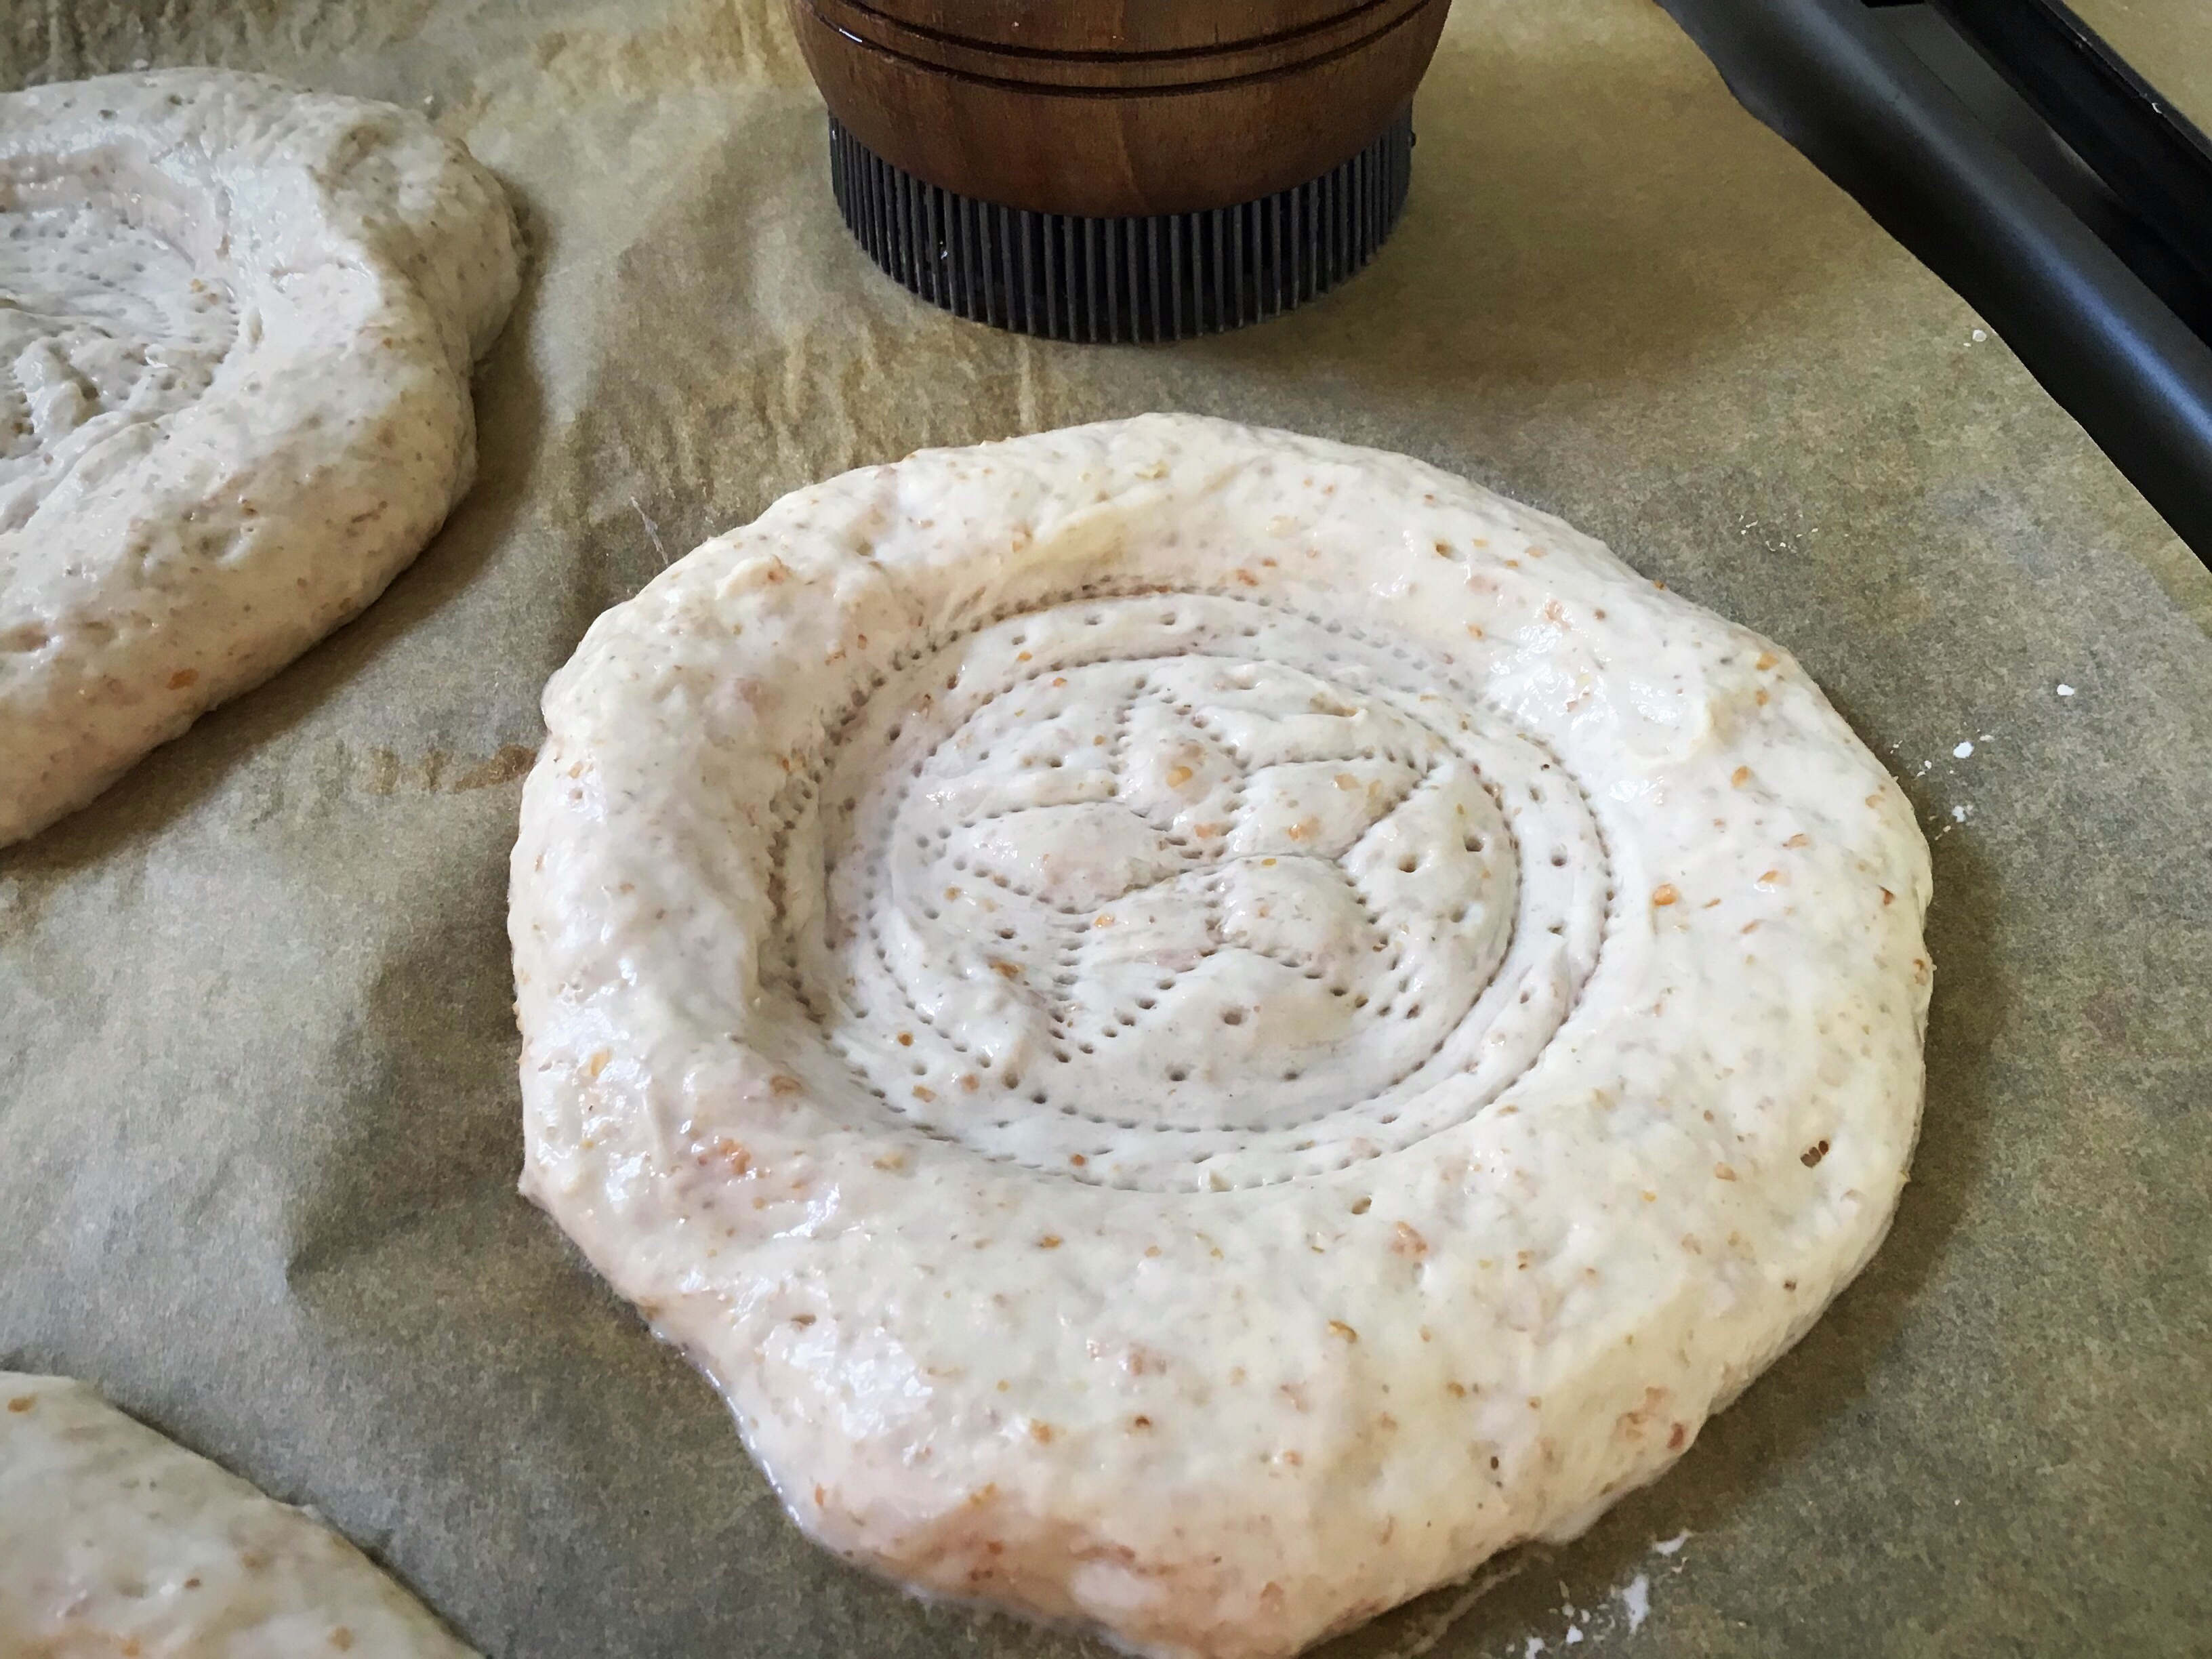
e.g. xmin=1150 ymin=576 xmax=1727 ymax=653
xmin=511 ymin=415 xmax=1931 ymax=1659
xmin=0 ymin=1373 xmax=474 ymax=1656
xmin=0 ymin=70 xmax=519 ymax=846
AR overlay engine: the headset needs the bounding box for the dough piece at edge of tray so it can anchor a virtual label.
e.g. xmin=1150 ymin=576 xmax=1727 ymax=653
xmin=0 ymin=1372 xmax=476 ymax=1657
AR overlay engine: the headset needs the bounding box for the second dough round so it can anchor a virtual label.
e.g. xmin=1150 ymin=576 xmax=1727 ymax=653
xmin=0 ymin=70 xmax=518 ymax=846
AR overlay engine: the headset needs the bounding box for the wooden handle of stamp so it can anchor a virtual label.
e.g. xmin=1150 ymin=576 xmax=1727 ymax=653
xmin=789 ymin=0 xmax=1454 ymax=218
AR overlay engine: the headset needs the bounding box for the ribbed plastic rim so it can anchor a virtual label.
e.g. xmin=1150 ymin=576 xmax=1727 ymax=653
xmin=826 ymin=115 xmax=1416 ymax=343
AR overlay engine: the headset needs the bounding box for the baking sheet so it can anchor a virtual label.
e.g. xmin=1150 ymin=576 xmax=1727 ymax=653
xmin=3 ymin=1 xmax=2209 ymax=1654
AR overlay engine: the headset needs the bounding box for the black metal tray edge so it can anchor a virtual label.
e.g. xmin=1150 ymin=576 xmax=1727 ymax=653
xmin=1663 ymin=0 xmax=2212 ymax=568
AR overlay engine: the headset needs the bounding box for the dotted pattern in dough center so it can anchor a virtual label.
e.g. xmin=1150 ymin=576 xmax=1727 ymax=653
xmin=1 ymin=192 xmax=234 ymax=536
xmin=776 ymin=592 xmax=1614 ymax=1191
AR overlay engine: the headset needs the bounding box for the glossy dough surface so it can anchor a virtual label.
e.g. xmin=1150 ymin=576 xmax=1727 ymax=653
xmin=0 ymin=69 xmax=518 ymax=846
xmin=511 ymin=415 xmax=1932 ymax=1658
xmin=0 ymin=1373 xmax=474 ymax=1657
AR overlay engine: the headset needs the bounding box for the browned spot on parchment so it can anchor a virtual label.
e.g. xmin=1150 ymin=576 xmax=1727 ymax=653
xmin=358 ymin=743 xmax=539 ymax=796
xmin=452 ymin=743 xmax=540 ymax=790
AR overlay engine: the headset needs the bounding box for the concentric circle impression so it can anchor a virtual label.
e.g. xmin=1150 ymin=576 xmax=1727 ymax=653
xmin=781 ymin=593 xmax=1612 ymax=1190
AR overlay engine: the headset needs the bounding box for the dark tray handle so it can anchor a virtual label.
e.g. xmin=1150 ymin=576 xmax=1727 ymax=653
xmin=1663 ymin=0 xmax=2212 ymax=568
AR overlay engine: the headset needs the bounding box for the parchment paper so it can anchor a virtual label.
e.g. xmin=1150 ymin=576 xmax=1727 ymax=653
xmin=4 ymin=3 xmax=2208 ymax=1655
xmin=2070 ymin=0 xmax=2212 ymax=132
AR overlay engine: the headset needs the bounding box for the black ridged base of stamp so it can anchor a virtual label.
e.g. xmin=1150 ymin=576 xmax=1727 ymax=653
xmin=826 ymin=115 xmax=1416 ymax=343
